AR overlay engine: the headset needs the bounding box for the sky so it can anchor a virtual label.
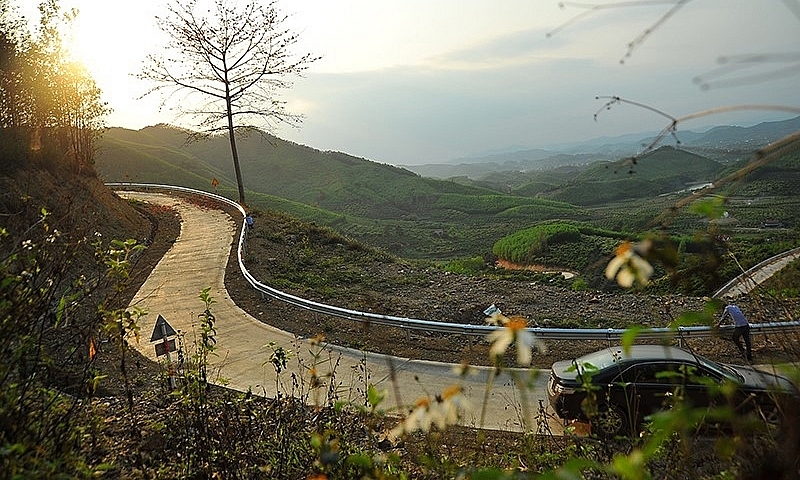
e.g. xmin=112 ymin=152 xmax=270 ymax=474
xmin=16 ymin=0 xmax=800 ymax=165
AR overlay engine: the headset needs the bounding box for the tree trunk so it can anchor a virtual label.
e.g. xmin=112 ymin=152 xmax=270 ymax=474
xmin=225 ymin=96 xmax=246 ymax=206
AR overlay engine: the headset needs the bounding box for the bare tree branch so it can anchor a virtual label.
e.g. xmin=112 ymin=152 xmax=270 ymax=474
xmin=139 ymin=0 xmax=319 ymax=205
xmin=781 ymin=0 xmax=800 ymax=21
xmin=620 ymin=0 xmax=692 ymax=64
xmin=651 ymin=130 xmax=800 ymax=227
xmin=693 ymin=53 xmax=800 ymax=90
xmin=547 ymin=1 xmax=693 ymax=63
xmin=593 ymin=96 xmax=800 ymax=174
xmin=550 ymin=0 xmax=800 ymax=86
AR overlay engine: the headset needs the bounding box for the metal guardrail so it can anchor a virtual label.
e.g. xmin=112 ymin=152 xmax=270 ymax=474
xmin=713 ymin=247 xmax=800 ymax=298
xmin=110 ymin=183 xmax=800 ymax=342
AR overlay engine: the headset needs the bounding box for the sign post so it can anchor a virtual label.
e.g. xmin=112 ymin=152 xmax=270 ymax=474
xmin=150 ymin=314 xmax=178 ymax=388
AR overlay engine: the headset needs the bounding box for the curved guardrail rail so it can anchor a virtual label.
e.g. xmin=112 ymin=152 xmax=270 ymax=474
xmin=109 ymin=183 xmax=800 ymax=342
xmin=713 ymin=247 xmax=800 ymax=298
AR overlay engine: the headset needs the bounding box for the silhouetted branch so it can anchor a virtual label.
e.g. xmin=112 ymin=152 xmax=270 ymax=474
xmin=620 ymin=0 xmax=692 ymax=63
xmin=693 ymin=53 xmax=800 ymax=90
xmin=781 ymin=0 xmax=800 ymax=21
xmin=651 ymin=129 xmax=800 ymax=227
xmin=595 ymin=96 xmax=800 ymax=156
xmin=547 ymin=1 xmax=693 ymax=63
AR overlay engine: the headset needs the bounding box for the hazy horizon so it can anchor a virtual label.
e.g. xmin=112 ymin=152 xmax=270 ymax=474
xmin=15 ymin=0 xmax=800 ymax=166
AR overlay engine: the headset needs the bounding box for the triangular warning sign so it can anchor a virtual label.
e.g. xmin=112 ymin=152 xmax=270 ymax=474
xmin=150 ymin=314 xmax=178 ymax=342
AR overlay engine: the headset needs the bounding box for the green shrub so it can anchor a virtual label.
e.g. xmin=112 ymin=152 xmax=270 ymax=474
xmin=440 ymin=256 xmax=488 ymax=275
xmin=492 ymin=222 xmax=583 ymax=264
xmin=571 ymin=277 xmax=588 ymax=291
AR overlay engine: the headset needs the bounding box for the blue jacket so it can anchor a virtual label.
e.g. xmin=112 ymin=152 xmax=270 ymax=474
xmin=721 ymin=304 xmax=748 ymax=327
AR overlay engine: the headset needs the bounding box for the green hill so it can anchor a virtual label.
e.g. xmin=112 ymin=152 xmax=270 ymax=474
xmin=538 ymin=147 xmax=723 ymax=206
xmin=99 ymin=125 xmax=493 ymax=217
xmin=98 ymin=128 xmax=229 ymax=190
xmin=95 ymin=125 xmax=797 ymax=262
xmin=721 ymin=149 xmax=800 ymax=197
xmin=574 ymin=146 xmax=721 ymax=182
xmin=95 ymin=125 xmax=590 ymax=259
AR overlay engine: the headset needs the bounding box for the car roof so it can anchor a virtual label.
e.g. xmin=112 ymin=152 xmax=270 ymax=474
xmin=577 ymin=345 xmax=700 ymax=370
xmin=602 ymin=345 xmax=697 ymax=362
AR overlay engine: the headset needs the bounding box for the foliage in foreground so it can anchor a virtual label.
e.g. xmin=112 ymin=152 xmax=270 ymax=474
xmin=4 ymin=205 xmax=800 ymax=479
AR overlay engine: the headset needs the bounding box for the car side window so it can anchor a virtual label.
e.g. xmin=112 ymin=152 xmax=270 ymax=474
xmin=617 ymin=363 xmax=670 ymax=384
xmin=615 ymin=365 xmax=635 ymax=383
xmin=615 ymin=362 xmax=722 ymax=385
xmin=653 ymin=362 xmax=720 ymax=386
xmin=676 ymin=363 xmax=720 ymax=386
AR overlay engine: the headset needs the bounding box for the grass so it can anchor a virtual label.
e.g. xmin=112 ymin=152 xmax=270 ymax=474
xmin=97 ymin=126 xmax=800 ymax=273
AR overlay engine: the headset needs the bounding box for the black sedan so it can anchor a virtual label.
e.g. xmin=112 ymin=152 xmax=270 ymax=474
xmin=547 ymin=345 xmax=799 ymax=437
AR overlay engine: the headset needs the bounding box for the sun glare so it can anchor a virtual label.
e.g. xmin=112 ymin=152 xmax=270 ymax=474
xmin=67 ymin=7 xmax=126 ymax=72
xmin=54 ymin=1 xmax=171 ymax=128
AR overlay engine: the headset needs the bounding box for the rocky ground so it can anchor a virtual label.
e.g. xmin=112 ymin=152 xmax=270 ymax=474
xmin=221 ymin=208 xmax=800 ymax=370
xmin=106 ymin=192 xmax=797 ymax=477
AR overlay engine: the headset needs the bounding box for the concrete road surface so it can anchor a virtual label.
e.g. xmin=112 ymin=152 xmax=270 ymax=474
xmin=716 ymin=248 xmax=800 ymax=298
xmin=121 ymin=192 xmax=564 ymax=434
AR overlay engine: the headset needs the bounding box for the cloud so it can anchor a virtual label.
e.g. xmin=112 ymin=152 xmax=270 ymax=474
xmin=80 ymin=0 xmax=797 ymax=166
xmin=424 ymin=28 xmax=570 ymax=70
xmin=283 ymin=56 xmax=621 ymax=163
xmin=264 ymin=2 xmax=800 ymax=165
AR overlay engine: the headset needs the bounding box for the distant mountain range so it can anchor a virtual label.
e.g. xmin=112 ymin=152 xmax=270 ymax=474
xmin=95 ymin=118 xmax=799 ymax=258
xmin=96 ymin=124 xmax=499 ymax=221
xmin=404 ymin=116 xmax=800 ymax=180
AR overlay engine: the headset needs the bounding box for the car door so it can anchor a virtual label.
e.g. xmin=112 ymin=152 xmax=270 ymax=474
xmin=622 ymin=361 xmax=719 ymax=419
xmin=673 ymin=362 xmax=719 ymax=413
xmin=611 ymin=362 xmax=677 ymax=421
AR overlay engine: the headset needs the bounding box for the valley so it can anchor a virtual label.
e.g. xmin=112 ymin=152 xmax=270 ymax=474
xmin=3 ymin=120 xmax=799 ymax=478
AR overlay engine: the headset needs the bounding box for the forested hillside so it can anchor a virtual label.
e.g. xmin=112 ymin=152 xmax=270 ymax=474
xmin=97 ymin=125 xmax=590 ymax=258
xmin=535 ymin=146 xmax=723 ymax=205
xmin=99 ymin=125 xmax=485 ymax=218
xmin=96 ymin=123 xmax=800 ymax=263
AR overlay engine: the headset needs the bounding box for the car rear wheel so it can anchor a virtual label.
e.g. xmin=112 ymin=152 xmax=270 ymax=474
xmin=591 ymin=404 xmax=630 ymax=438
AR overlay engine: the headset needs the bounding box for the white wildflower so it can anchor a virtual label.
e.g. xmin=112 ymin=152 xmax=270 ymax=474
xmin=605 ymin=240 xmax=654 ymax=288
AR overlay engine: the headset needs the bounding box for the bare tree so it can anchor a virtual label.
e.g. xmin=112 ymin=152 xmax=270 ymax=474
xmin=139 ymin=0 xmax=318 ymax=205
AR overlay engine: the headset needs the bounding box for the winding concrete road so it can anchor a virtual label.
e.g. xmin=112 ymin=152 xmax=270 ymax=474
xmin=715 ymin=247 xmax=800 ymax=299
xmin=122 ymin=192 xmax=560 ymax=434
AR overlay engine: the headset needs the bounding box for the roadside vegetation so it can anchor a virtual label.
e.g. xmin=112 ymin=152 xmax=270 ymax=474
xmin=2 ymin=1 xmax=800 ymax=479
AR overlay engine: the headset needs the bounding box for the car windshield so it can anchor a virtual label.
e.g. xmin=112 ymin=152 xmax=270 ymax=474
xmin=573 ymin=348 xmax=628 ymax=372
xmin=695 ymin=356 xmax=742 ymax=383
xmin=572 ymin=348 xmax=744 ymax=384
